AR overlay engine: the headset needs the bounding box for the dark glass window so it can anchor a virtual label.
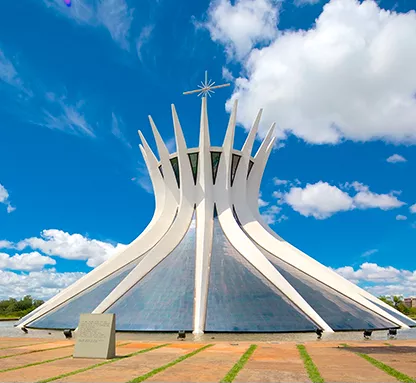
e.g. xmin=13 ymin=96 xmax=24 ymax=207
xmin=211 ymin=152 xmax=221 ymax=184
xmin=105 ymin=216 xmax=196 ymax=331
xmin=158 ymin=165 xmax=164 ymax=178
xmin=372 ymin=300 xmax=416 ymax=327
xmin=188 ymin=153 xmax=199 ymax=185
xmin=205 ymin=217 xmax=317 ymax=332
xmin=170 ymin=157 xmax=180 ymax=187
xmin=28 ymin=257 xmax=144 ymax=330
xmin=247 ymin=160 xmax=254 ymax=179
xmin=231 ymin=154 xmax=241 ymax=186
xmin=262 ymin=252 xmax=398 ymax=331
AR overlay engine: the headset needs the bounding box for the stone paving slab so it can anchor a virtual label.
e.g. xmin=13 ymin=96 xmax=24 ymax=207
xmin=0 ymin=341 xmax=73 ymax=358
xmin=0 ymin=346 xmax=74 ymax=370
xmin=0 ymin=356 xmax=103 ymax=382
xmin=0 ymin=338 xmax=50 ymax=349
xmin=54 ymin=343 xmax=202 ymax=383
xmin=234 ymin=344 xmax=310 ymax=383
xmin=307 ymin=344 xmax=398 ymax=382
xmin=344 ymin=345 xmax=416 ymax=379
xmin=146 ymin=343 xmax=247 ymax=382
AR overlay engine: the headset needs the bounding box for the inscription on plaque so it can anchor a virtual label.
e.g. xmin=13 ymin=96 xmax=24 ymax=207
xmin=73 ymin=313 xmax=116 ymax=359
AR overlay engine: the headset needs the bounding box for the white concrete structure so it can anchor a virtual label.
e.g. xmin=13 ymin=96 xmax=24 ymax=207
xmin=17 ymin=97 xmax=416 ymax=334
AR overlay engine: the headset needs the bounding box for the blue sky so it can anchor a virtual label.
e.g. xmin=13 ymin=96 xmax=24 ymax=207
xmin=0 ymin=0 xmax=415 ymax=299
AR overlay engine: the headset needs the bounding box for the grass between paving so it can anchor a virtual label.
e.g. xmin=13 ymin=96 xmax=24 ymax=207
xmin=0 ymin=340 xmax=52 ymax=351
xmin=220 ymin=344 xmax=257 ymax=383
xmin=128 ymin=343 xmax=214 ymax=383
xmin=0 ymin=355 xmax=71 ymax=373
xmin=0 ymin=344 xmax=73 ymax=360
xmin=0 ymin=342 xmax=132 ymax=374
xmin=297 ymin=344 xmax=324 ymax=383
xmin=357 ymin=353 xmax=416 ymax=383
xmin=339 ymin=343 xmax=349 ymax=348
xmin=36 ymin=343 xmax=169 ymax=383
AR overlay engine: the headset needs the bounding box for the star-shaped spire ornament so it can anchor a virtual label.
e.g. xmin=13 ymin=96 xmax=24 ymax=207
xmin=183 ymin=71 xmax=230 ymax=98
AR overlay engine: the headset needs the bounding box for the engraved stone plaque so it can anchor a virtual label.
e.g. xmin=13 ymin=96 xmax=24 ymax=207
xmin=73 ymin=313 xmax=116 ymax=359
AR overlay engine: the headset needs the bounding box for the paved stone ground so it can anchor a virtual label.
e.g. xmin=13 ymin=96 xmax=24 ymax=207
xmin=0 ymin=337 xmax=415 ymax=382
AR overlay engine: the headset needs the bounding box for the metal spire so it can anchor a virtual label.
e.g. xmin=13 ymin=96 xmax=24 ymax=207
xmin=183 ymin=70 xmax=230 ymax=98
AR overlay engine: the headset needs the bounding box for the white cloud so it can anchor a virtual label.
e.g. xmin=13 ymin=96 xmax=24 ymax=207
xmin=285 ymin=181 xmax=353 ymax=219
xmin=282 ymin=180 xmax=405 ymax=219
xmin=273 ymin=177 xmax=288 ymax=185
xmin=0 ymin=240 xmax=13 ymax=249
xmin=0 ymin=252 xmax=56 ymax=271
xmin=361 ymin=249 xmax=378 ymax=257
xmin=294 ymin=0 xmax=321 ymax=5
xmin=42 ymin=0 xmax=134 ymax=50
xmin=353 ymin=190 xmax=405 ymax=210
xmin=386 ymin=154 xmax=407 ymax=163
xmin=136 ymin=25 xmax=154 ymax=62
xmin=132 ymin=161 xmax=153 ymax=194
xmin=0 ymin=269 xmax=84 ymax=300
xmin=221 ymin=0 xmax=416 ymax=144
xmin=261 ymin=205 xmax=283 ymax=224
xmin=203 ymin=0 xmax=280 ymax=59
xmin=334 ymin=262 xmax=416 ymax=296
xmin=17 ymin=230 xmax=127 ymax=268
xmin=111 ymin=112 xmax=131 ymax=148
xmin=396 ymin=214 xmax=407 ymax=221
xmin=222 ymin=66 xmax=234 ymax=81
xmin=258 ymin=197 xmax=269 ymax=208
xmin=0 ymin=183 xmax=15 ymax=213
xmin=39 ymin=95 xmax=95 ymax=137
xmin=410 ymin=204 xmax=416 ymax=214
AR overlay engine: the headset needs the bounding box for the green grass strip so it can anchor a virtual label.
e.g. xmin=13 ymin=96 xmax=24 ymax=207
xmin=128 ymin=344 xmax=213 ymax=383
xmin=357 ymin=353 xmax=416 ymax=383
xmin=37 ymin=343 xmax=169 ymax=383
xmin=297 ymin=344 xmax=324 ymax=383
xmin=0 ymin=355 xmax=71 ymax=373
xmin=339 ymin=343 xmax=348 ymax=348
xmin=221 ymin=344 xmax=257 ymax=383
xmin=0 ymin=342 xmax=131 ymax=374
xmin=0 ymin=344 xmax=73 ymax=360
xmin=0 ymin=340 xmax=52 ymax=351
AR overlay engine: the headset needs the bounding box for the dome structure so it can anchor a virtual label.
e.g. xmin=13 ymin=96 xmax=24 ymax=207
xmin=17 ymin=97 xmax=416 ymax=334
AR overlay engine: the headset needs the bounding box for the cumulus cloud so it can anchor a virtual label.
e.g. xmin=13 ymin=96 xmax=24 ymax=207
xmin=284 ymin=182 xmax=353 ymax=219
xmin=282 ymin=181 xmax=405 ymax=219
xmin=202 ymin=0 xmax=280 ymax=59
xmin=0 ymin=183 xmax=16 ymax=213
xmin=219 ymin=0 xmax=416 ymax=144
xmin=334 ymin=262 xmax=416 ymax=296
xmin=0 ymin=269 xmax=84 ymax=300
xmin=386 ymin=154 xmax=407 ymax=163
xmin=0 ymin=252 xmax=56 ymax=271
xmin=16 ymin=230 xmax=127 ymax=268
xmin=410 ymin=203 xmax=416 ymax=214
xmin=261 ymin=205 xmax=284 ymax=224
xmin=396 ymin=214 xmax=407 ymax=221
xmin=294 ymin=0 xmax=321 ymax=5
xmin=42 ymin=0 xmax=134 ymax=50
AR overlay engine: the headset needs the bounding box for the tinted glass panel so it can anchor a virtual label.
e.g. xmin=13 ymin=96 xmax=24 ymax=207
xmin=247 ymin=160 xmax=254 ymax=179
xmin=170 ymin=157 xmax=180 ymax=187
xmin=372 ymin=300 xmax=416 ymax=327
xmin=205 ymin=217 xmax=317 ymax=332
xmin=106 ymin=218 xmax=196 ymax=331
xmin=188 ymin=153 xmax=199 ymax=185
xmin=158 ymin=165 xmax=163 ymax=178
xmin=211 ymin=152 xmax=221 ymax=184
xmin=231 ymin=154 xmax=241 ymax=186
xmin=262 ymin=252 xmax=398 ymax=330
xmin=28 ymin=258 xmax=144 ymax=330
